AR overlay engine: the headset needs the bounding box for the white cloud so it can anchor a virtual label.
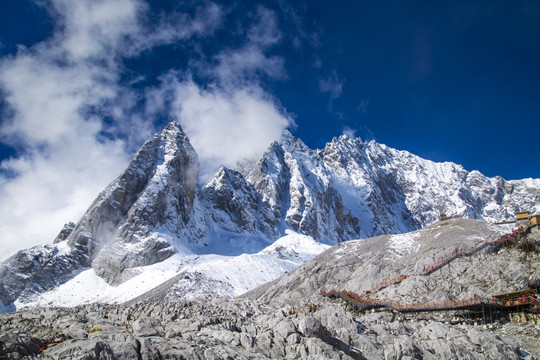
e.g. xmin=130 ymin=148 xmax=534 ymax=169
xmin=50 ymin=0 xmax=141 ymax=61
xmin=215 ymin=46 xmax=286 ymax=86
xmin=0 ymin=0 xmax=224 ymax=261
xmin=342 ymin=126 xmax=357 ymax=139
xmin=0 ymin=133 xmax=127 ymax=261
xmin=247 ymin=6 xmax=282 ymax=47
xmin=144 ymin=5 xmax=293 ymax=181
xmin=170 ymin=79 xmax=292 ymax=180
xmin=133 ymin=3 xmax=222 ymax=55
xmin=0 ymin=51 xmax=116 ymax=145
xmin=213 ymin=6 xmax=286 ymax=87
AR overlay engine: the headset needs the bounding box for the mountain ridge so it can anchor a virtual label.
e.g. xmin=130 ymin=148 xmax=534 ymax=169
xmin=1 ymin=121 xmax=539 ymax=312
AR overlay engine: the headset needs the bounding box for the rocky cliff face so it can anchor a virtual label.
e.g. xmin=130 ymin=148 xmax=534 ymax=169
xmin=1 ymin=122 xmax=539 ymax=311
xmin=0 ymin=122 xmax=200 ymax=306
xmin=246 ymin=133 xmax=361 ymax=243
xmin=87 ymin=122 xmax=199 ymax=284
xmin=199 ymin=167 xmax=276 ymax=238
xmin=250 ymin=132 xmax=540 ymax=240
xmin=68 ymin=121 xmax=198 ymax=268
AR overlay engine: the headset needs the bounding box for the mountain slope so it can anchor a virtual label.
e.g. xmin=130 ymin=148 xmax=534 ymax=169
xmin=14 ymin=230 xmax=328 ymax=310
xmin=245 ymin=218 xmax=537 ymax=306
xmin=247 ymin=132 xmax=540 ymax=241
xmin=1 ymin=122 xmax=199 ymax=307
xmin=243 ymin=217 xmax=540 ymax=358
xmin=1 ymin=122 xmax=539 ymax=312
xmin=3 ymin=219 xmax=537 ymax=359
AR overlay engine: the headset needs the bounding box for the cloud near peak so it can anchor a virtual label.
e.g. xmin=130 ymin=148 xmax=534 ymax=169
xmin=167 ymin=78 xmax=292 ymax=180
xmin=0 ymin=1 xmax=294 ymax=260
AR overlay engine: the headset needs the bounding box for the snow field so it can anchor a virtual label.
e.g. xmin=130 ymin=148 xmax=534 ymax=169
xmin=14 ymin=231 xmax=328 ymax=309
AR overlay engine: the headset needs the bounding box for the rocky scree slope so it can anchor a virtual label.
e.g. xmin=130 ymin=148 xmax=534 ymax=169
xmin=1 ymin=122 xmax=539 ymax=311
xmin=245 ymin=217 xmax=540 ymax=358
xmin=0 ymin=296 xmax=526 ymax=359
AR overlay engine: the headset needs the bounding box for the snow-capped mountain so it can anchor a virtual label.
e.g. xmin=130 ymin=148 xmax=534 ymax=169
xmin=248 ymin=130 xmax=539 ymax=240
xmin=1 ymin=122 xmax=539 ymax=312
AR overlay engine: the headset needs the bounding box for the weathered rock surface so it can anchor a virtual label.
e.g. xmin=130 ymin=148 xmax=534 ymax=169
xmin=0 ymin=297 xmax=526 ymax=360
xmin=0 ymin=244 xmax=84 ymax=310
xmin=87 ymin=121 xmax=199 ymax=284
xmin=53 ymin=222 xmax=76 ymax=244
xmin=198 ymin=166 xmax=278 ymax=240
xmin=246 ymin=132 xmax=540 ymax=243
xmin=247 ymin=218 xmax=540 ymax=306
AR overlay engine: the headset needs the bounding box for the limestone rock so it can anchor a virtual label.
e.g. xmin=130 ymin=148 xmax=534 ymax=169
xmin=0 ymin=295 xmax=528 ymax=359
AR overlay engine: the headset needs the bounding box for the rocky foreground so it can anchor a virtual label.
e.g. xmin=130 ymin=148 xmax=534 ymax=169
xmin=2 ymin=218 xmax=540 ymax=359
xmin=1 ymin=296 xmax=537 ymax=360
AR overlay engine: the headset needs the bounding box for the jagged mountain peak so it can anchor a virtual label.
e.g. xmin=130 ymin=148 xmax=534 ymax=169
xmin=66 ymin=120 xmax=199 ymax=255
xmin=0 ymin=121 xmax=202 ymax=305
xmin=205 ymin=166 xmax=244 ymax=186
xmin=279 ymin=128 xmax=295 ymax=142
xmin=330 ymin=132 xmax=361 ymax=145
xmin=279 ymin=129 xmax=310 ymax=154
xmin=1 ymin=121 xmax=539 ymax=313
xmin=85 ymin=122 xmax=200 ymax=284
xmin=163 ymin=120 xmax=183 ymax=132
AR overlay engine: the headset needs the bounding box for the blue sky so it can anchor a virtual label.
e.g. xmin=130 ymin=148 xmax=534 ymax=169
xmin=0 ymin=0 xmax=539 ymax=258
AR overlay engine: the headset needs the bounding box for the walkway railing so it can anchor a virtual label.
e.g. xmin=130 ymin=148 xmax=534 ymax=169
xmin=320 ymin=289 xmax=538 ymax=313
xmin=365 ymin=227 xmax=531 ymax=296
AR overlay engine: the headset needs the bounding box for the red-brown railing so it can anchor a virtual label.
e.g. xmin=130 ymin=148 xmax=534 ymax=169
xmin=320 ymin=289 xmax=538 ymax=313
xmin=365 ymin=229 xmax=529 ymax=296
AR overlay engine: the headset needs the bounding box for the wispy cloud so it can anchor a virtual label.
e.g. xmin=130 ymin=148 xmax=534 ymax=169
xmin=319 ymin=70 xmax=344 ymax=102
xmin=212 ymin=5 xmax=286 ymax=87
xmin=147 ymin=5 xmax=294 ymax=181
xmin=341 ymin=124 xmax=376 ymax=142
xmin=341 ymin=126 xmax=357 ymax=138
xmin=0 ymin=0 xmax=224 ymax=260
xmin=163 ymin=77 xmax=292 ymax=181
xmin=357 ymin=99 xmax=369 ymax=114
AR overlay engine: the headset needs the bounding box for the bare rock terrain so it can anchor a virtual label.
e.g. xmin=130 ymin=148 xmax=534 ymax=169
xmin=2 ymin=218 xmax=539 ymax=359
xmin=247 ymin=218 xmax=538 ymax=306
xmin=0 ymin=297 xmax=530 ymax=359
